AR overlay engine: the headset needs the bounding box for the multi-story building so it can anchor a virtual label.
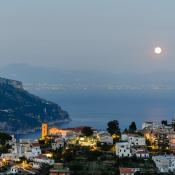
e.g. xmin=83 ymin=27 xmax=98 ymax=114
xmin=121 ymin=134 xmax=146 ymax=146
xmin=116 ymin=142 xmax=131 ymax=157
xmin=12 ymin=140 xmax=41 ymax=159
xmin=152 ymin=155 xmax=175 ymax=173
xmin=50 ymin=163 xmax=69 ymax=175
xmin=31 ymin=154 xmax=54 ymax=169
xmin=97 ymin=131 xmax=113 ymax=145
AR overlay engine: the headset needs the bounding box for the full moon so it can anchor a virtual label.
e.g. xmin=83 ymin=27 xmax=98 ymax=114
xmin=155 ymin=47 xmax=161 ymax=54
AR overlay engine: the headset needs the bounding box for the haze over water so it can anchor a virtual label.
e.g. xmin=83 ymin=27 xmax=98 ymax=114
xmin=15 ymin=89 xmax=175 ymax=139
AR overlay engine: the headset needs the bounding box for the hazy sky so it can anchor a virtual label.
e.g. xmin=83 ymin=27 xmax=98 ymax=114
xmin=1 ymin=1 xmax=175 ymax=73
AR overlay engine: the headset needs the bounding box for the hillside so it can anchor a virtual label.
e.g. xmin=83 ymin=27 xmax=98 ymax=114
xmin=0 ymin=77 xmax=71 ymax=133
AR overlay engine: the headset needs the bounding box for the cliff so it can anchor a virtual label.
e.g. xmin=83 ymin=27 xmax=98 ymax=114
xmin=0 ymin=77 xmax=23 ymax=89
xmin=0 ymin=77 xmax=71 ymax=133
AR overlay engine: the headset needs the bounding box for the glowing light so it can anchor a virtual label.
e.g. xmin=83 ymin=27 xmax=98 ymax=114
xmin=155 ymin=47 xmax=161 ymax=54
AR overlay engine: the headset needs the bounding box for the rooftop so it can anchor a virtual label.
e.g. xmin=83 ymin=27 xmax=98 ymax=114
xmin=120 ymin=168 xmax=134 ymax=173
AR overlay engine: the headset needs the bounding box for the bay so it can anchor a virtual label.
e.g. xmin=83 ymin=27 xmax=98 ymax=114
xmin=15 ymin=89 xmax=175 ymax=140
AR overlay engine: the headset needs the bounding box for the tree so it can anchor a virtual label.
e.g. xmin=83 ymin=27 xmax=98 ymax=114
xmin=123 ymin=128 xmax=128 ymax=133
xmin=107 ymin=120 xmax=120 ymax=135
xmin=82 ymin=127 xmax=93 ymax=136
xmin=161 ymin=120 xmax=167 ymax=125
xmin=129 ymin=122 xmax=137 ymax=131
xmin=38 ymin=162 xmax=53 ymax=175
xmin=0 ymin=132 xmax=12 ymax=145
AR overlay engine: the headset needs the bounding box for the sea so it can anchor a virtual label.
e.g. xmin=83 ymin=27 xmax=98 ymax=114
xmin=15 ymin=89 xmax=175 ymax=140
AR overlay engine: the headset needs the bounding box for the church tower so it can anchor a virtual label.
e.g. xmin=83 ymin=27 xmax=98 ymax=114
xmin=42 ymin=122 xmax=48 ymax=139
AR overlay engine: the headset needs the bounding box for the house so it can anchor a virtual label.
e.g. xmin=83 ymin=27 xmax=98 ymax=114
xmin=142 ymin=122 xmax=163 ymax=130
xmin=31 ymin=154 xmax=54 ymax=169
xmin=50 ymin=163 xmax=69 ymax=175
xmin=97 ymin=131 xmax=113 ymax=145
xmin=10 ymin=166 xmax=19 ymax=174
xmin=128 ymin=135 xmax=146 ymax=146
xmin=142 ymin=122 xmax=153 ymax=129
xmin=152 ymin=154 xmax=175 ymax=173
xmin=119 ymin=168 xmax=140 ymax=175
xmin=121 ymin=134 xmax=146 ymax=146
xmin=131 ymin=146 xmax=149 ymax=158
xmin=52 ymin=138 xmax=64 ymax=150
xmin=1 ymin=153 xmax=13 ymax=161
xmin=12 ymin=140 xmax=41 ymax=159
xmin=116 ymin=142 xmax=131 ymax=157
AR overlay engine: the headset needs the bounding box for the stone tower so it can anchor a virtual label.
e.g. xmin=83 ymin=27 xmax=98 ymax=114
xmin=42 ymin=122 xmax=48 ymax=139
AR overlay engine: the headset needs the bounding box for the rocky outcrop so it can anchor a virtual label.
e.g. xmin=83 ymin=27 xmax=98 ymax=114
xmin=0 ymin=77 xmax=71 ymax=133
xmin=0 ymin=77 xmax=23 ymax=89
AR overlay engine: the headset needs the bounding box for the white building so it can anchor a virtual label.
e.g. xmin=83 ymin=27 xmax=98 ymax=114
xmin=97 ymin=131 xmax=113 ymax=145
xmin=10 ymin=166 xmax=19 ymax=174
xmin=128 ymin=136 xmax=145 ymax=146
xmin=116 ymin=142 xmax=131 ymax=157
xmin=152 ymin=155 xmax=175 ymax=173
xmin=142 ymin=122 xmax=163 ymax=130
xmin=121 ymin=134 xmax=146 ymax=146
xmin=12 ymin=141 xmax=41 ymax=159
xmin=1 ymin=153 xmax=13 ymax=161
xmin=131 ymin=147 xmax=149 ymax=158
xmin=121 ymin=134 xmax=128 ymax=141
xmin=52 ymin=138 xmax=64 ymax=150
xmin=31 ymin=154 xmax=54 ymax=169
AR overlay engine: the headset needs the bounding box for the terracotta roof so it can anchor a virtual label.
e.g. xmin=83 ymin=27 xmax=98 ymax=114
xmin=136 ymin=151 xmax=148 ymax=154
xmin=35 ymin=154 xmax=46 ymax=159
xmin=32 ymin=143 xmax=40 ymax=147
xmin=20 ymin=142 xmax=28 ymax=144
xmin=44 ymin=150 xmax=51 ymax=154
xmin=146 ymin=122 xmax=153 ymax=124
xmin=120 ymin=168 xmax=134 ymax=173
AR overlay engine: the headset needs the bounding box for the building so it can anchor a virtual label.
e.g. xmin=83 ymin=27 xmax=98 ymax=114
xmin=52 ymin=138 xmax=64 ymax=150
xmin=10 ymin=166 xmax=19 ymax=174
xmin=121 ymin=134 xmax=146 ymax=146
xmin=31 ymin=154 xmax=54 ymax=169
xmin=131 ymin=146 xmax=149 ymax=158
xmin=97 ymin=131 xmax=113 ymax=145
xmin=41 ymin=123 xmax=97 ymax=139
xmin=119 ymin=168 xmax=140 ymax=175
xmin=116 ymin=142 xmax=131 ymax=157
xmin=42 ymin=122 xmax=48 ymax=139
xmin=142 ymin=122 xmax=153 ymax=129
xmin=128 ymin=135 xmax=146 ymax=146
xmin=12 ymin=140 xmax=41 ymax=159
xmin=152 ymin=154 xmax=175 ymax=173
xmin=50 ymin=163 xmax=69 ymax=175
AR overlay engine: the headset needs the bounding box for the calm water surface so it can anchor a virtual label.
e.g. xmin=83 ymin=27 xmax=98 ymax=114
xmin=15 ymin=89 xmax=175 ymax=140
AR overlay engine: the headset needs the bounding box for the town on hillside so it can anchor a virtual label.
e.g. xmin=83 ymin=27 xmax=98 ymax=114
xmin=1 ymin=119 xmax=175 ymax=175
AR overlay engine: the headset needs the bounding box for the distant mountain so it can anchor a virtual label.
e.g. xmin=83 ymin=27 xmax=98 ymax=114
xmin=1 ymin=63 xmax=175 ymax=86
xmin=0 ymin=63 xmax=118 ymax=84
xmin=0 ymin=77 xmax=71 ymax=133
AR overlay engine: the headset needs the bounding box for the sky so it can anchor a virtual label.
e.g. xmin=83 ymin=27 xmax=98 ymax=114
xmin=0 ymin=1 xmax=175 ymax=74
